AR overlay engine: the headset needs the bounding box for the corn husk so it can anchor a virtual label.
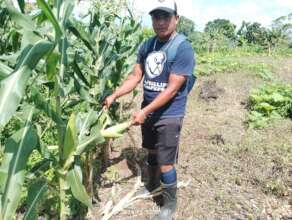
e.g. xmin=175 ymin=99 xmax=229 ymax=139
xmin=100 ymin=121 xmax=131 ymax=138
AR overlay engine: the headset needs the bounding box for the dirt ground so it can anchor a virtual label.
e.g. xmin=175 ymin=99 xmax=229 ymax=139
xmin=93 ymin=57 xmax=292 ymax=220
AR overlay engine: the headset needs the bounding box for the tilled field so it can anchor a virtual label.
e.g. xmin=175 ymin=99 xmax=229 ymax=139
xmin=95 ymin=57 xmax=292 ymax=220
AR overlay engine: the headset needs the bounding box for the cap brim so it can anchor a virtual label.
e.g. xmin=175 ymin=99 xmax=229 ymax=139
xmin=149 ymin=7 xmax=175 ymax=15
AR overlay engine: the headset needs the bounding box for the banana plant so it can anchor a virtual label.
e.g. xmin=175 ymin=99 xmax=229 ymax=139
xmin=0 ymin=0 xmax=141 ymax=219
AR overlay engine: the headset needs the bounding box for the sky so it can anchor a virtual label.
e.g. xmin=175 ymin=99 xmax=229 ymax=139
xmin=16 ymin=0 xmax=292 ymax=31
xmin=131 ymin=0 xmax=292 ymax=30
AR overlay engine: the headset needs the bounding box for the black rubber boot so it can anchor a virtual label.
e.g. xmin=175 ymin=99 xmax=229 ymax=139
xmin=146 ymin=165 xmax=161 ymax=192
xmin=139 ymin=165 xmax=161 ymax=194
xmin=152 ymin=182 xmax=177 ymax=220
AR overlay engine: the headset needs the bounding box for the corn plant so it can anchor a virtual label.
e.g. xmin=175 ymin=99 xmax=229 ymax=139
xmin=0 ymin=0 xmax=21 ymax=55
xmin=0 ymin=0 xmax=141 ymax=219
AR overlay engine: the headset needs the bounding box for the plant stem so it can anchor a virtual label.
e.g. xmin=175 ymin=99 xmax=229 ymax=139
xmin=59 ymin=176 xmax=67 ymax=220
xmin=56 ymin=94 xmax=64 ymax=164
xmin=57 ymin=35 xmax=68 ymax=220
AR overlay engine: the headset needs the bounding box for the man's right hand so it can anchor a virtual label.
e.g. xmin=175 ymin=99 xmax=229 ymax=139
xmin=103 ymin=94 xmax=116 ymax=109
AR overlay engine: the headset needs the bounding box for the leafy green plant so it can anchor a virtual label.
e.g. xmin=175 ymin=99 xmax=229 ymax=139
xmin=247 ymin=83 xmax=292 ymax=128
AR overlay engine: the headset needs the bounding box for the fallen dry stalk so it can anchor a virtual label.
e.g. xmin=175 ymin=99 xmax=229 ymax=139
xmin=100 ymin=164 xmax=191 ymax=220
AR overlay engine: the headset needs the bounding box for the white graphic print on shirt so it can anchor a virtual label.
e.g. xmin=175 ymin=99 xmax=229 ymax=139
xmin=145 ymin=51 xmax=166 ymax=79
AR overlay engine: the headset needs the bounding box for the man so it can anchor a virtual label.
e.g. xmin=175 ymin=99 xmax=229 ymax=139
xmin=104 ymin=0 xmax=195 ymax=219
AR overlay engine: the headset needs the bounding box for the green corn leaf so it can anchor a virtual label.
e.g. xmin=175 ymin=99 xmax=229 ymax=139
xmin=62 ymin=99 xmax=82 ymax=110
xmin=6 ymin=5 xmax=35 ymax=31
xmin=14 ymin=44 xmax=33 ymax=70
xmin=23 ymin=180 xmax=48 ymax=220
xmin=0 ymin=40 xmax=54 ymax=128
xmin=28 ymin=159 xmax=52 ymax=179
xmin=59 ymin=37 xmax=68 ymax=66
xmin=36 ymin=0 xmax=62 ymax=39
xmin=76 ymin=111 xmax=98 ymax=141
xmin=76 ymin=126 xmax=104 ymax=155
xmin=66 ymin=168 xmax=92 ymax=208
xmin=0 ymin=66 xmax=30 ymax=128
xmin=46 ymin=52 xmax=60 ymax=80
xmin=73 ymin=77 xmax=96 ymax=104
xmin=59 ymin=0 xmax=74 ymax=27
xmin=0 ymin=52 xmax=21 ymax=64
xmin=75 ymin=134 xmax=104 ymax=155
xmin=72 ymin=59 xmax=90 ymax=87
xmin=0 ymin=109 xmax=38 ymax=220
xmin=68 ymin=22 xmax=96 ymax=54
xmin=17 ymin=0 xmax=25 ymax=13
xmin=31 ymin=88 xmax=64 ymax=125
xmin=0 ymin=62 xmax=12 ymax=80
xmin=74 ymin=111 xmax=105 ymax=154
xmin=20 ymin=30 xmax=42 ymax=50
xmin=62 ymin=113 xmax=77 ymax=169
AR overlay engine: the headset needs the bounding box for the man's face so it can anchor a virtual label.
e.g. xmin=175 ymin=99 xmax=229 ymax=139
xmin=151 ymin=10 xmax=179 ymax=40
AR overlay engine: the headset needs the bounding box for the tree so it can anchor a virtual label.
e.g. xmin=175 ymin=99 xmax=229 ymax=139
xmin=237 ymin=21 xmax=287 ymax=54
xmin=272 ymin=13 xmax=292 ymax=47
xmin=177 ymin=16 xmax=195 ymax=37
xmin=237 ymin=21 xmax=267 ymax=45
xmin=204 ymin=19 xmax=236 ymax=40
xmin=264 ymin=29 xmax=284 ymax=54
xmin=189 ymin=31 xmax=209 ymax=53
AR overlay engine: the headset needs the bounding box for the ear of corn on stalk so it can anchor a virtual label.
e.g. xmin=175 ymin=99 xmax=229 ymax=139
xmin=100 ymin=121 xmax=131 ymax=138
xmin=98 ymin=107 xmax=113 ymax=130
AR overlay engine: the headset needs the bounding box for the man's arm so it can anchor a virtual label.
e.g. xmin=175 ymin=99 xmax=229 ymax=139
xmin=104 ymin=64 xmax=143 ymax=108
xmin=132 ymin=73 xmax=187 ymax=125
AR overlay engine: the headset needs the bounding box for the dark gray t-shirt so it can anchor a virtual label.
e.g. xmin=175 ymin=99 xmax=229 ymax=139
xmin=137 ymin=35 xmax=195 ymax=118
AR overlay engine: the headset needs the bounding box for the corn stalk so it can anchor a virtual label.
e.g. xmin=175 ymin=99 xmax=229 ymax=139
xmin=0 ymin=0 xmax=142 ymax=219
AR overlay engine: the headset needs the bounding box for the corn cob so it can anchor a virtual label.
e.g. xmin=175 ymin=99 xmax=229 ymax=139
xmin=100 ymin=121 xmax=132 ymax=138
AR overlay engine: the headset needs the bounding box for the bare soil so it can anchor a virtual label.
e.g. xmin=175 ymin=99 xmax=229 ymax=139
xmin=94 ymin=57 xmax=292 ymax=220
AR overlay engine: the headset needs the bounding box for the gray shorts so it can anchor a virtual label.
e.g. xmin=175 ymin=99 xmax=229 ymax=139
xmin=141 ymin=117 xmax=183 ymax=165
